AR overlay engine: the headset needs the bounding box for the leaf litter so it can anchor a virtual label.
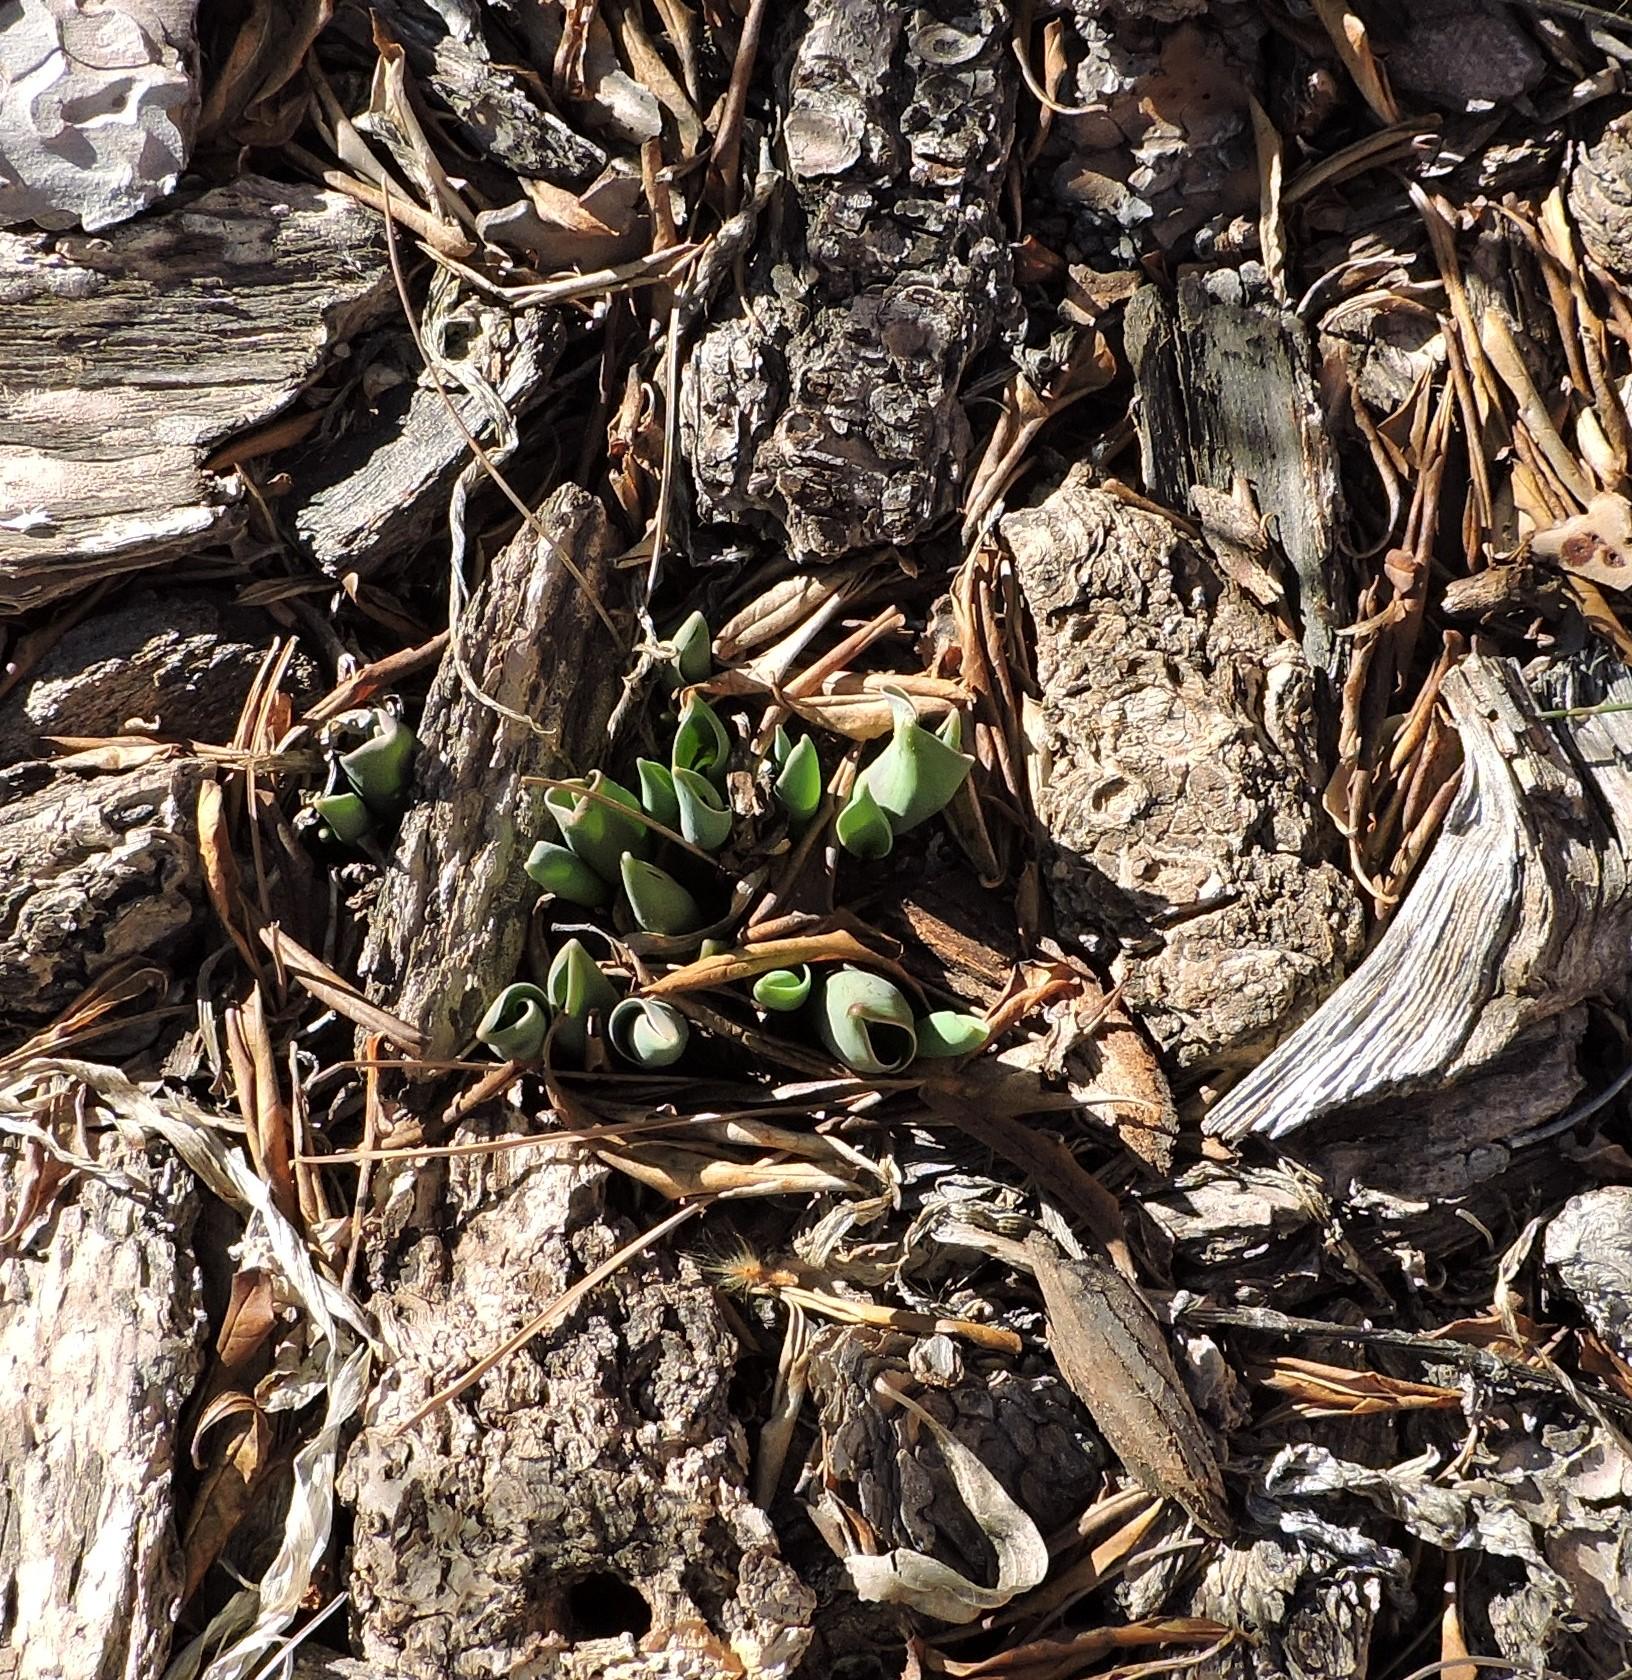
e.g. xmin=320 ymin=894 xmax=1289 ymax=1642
xmin=12 ymin=1 xmax=1632 ymax=1677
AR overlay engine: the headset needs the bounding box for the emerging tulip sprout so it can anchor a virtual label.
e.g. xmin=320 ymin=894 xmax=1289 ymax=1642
xmin=839 ymin=689 xmax=974 ymax=855
xmin=476 ymin=983 xmax=552 ymax=1061
xmin=609 ymin=997 xmax=690 ymax=1067
xmin=474 ymin=616 xmax=998 ymax=1077
xmin=310 ymin=705 xmax=418 ymax=846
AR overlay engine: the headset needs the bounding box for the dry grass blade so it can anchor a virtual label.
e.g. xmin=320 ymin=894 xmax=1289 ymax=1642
xmin=258 ymin=927 xmax=424 ymax=1054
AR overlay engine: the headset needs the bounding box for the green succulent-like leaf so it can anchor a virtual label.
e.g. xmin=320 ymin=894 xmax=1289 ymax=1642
xmin=914 ymin=1010 xmax=991 ymax=1059
xmin=620 ymin=855 xmax=705 ymax=935
xmin=855 ymin=689 xmax=975 ymax=834
xmin=672 ymin=767 xmax=733 ymax=851
xmin=545 ymin=939 xmax=621 ymax=1059
xmin=525 ymin=841 xmax=613 ymax=909
xmin=937 ymin=707 xmax=965 ymax=753
xmin=661 ymin=610 xmax=713 ymax=687
xmin=836 ymin=781 xmax=893 ymax=860
xmin=609 ymin=996 xmax=690 ymax=1067
xmin=311 ymin=790 xmax=373 ymax=844
xmin=672 ymin=694 xmax=731 ymax=788
xmin=699 ymin=936 xmax=732 ymax=959
xmin=751 ymin=966 xmax=812 ymax=1012
xmin=772 ymin=725 xmax=795 ymax=771
xmin=476 ymin=983 xmax=551 ymax=1061
xmin=340 ymin=709 xmax=416 ymax=813
xmin=545 ymin=771 xmax=650 ymax=882
xmin=818 ymin=967 xmax=917 ymax=1075
xmin=636 ymin=758 xmax=680 ymax=829
xmin=773 ymin=733 xmax=822 ymax=825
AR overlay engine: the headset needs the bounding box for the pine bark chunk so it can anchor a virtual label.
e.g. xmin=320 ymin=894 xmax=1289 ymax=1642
xmin=341 ymin=1148 xmax=814 ymax=1678
xmin=1005 ymin=467 xmax=1363 ymax=1072
xmin=0 ymin=175 xmax=389 ymax=613
xmin=0 ymin=761 xmax=204 ymax=1033
xmin=681 ymin=0 xmax=1017 ymax=560
xmin=0 ymin=1138 xmax=205 ymax=1680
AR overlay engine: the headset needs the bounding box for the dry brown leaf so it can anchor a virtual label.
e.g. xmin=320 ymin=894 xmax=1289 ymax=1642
xmin=927 ymin=1617 xmax=1229 ymax=1679
xmin=1532 ymin=491 xmax=1632 ymax=590
xmin=1025 ymin=1238 xmax=1232 ymax=1538
xmin=1251 ymin=1355 xmax=1462 ymax=1416
xmin=643 ymin=930 xmax=894 ymax=998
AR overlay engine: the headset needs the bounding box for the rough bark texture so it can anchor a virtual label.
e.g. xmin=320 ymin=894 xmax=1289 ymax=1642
xmin=0 ymin=1135 xmax=206 ymax=1680
xmin=0 ymin=591 xmax=316 ymax=763
xmin=681 ymin=0 xmax=1017 ymax=560
xmin=341 ymin=1143 xmax=814 ymax=1679
xmin=0 ymin=759 xmax=204 ymax=1032
xmin=1004 ymin=468 xmax=1363 ymax=1072
xmin=0 ymin=175 xmax=388 ymax=613
xmin=358 ymin=486 xmax=627 ymax=1061
xmin=1206 ymin=657 xmax=1632 ymax=1141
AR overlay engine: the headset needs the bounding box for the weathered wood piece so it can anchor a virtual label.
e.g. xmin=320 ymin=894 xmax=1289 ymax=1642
xmin=358 ymin=486 xmax=628 ymax=1061
xmin=0 ymin=591 xmax=316 ymax=762
xmin=0 ymin=175 xmax=388 ymax=613
xmin=1125 ymin=273 xmax=1347 ymax=674
xmin=0 ymin=1135 xmax=205 ymax=1680
xmin=0 ymin=760 xmax=204 ymax=1032
xmin=283 ymin=306 xmax=562 ymax=578
xmin=1206 ymin=657 xmax=1632 ymax=1143
xmin=342 ymin=1145 xmax=814 ymax=1678
xmin=681 ymin=0 xmax=1017 ymax=560
xmin=1006 ymin=467 xmax=1362 ymax=1072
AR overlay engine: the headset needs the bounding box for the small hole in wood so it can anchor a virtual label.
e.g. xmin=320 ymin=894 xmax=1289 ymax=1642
xmin=564 ymin=1571 xmax=652 ymax=1641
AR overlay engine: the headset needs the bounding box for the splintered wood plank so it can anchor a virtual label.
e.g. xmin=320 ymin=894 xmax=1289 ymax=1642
xmin=0 ymin=175 xmax=389 ymax=613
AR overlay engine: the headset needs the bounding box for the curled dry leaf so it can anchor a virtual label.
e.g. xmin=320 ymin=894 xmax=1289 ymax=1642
xmin=838 ymin=1384 xmax=1050 ymax=1624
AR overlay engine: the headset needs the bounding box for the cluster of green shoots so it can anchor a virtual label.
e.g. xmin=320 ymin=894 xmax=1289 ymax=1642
xmin=477 ymin=612 xmax=993 ymax=1075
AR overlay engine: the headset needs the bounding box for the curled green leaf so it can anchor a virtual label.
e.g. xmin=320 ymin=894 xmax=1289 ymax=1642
xmin=609 ymin=996 xmax=690 ymax=1067
xmin=620 ymin=855 xmax=705 ymax=935
xmin=545 ymin=939 xmax=620 ymax=1059
xmin=545 ymin=771 xmax=649 ymax=882
xmin=914 ymin=1011 xmax=991 ymax=1060
xmin=636 ymin=758 xmax=680 ymax=829
xmin=662 ymin=610 xmax=713 ymax=687
xmin=836 ymin=780 xmax=893 ymax=860
xmin=525 ymin=840 xmax=612 ymax=909
xmin=311 ymin=790 xmax=373 ymax=845
xmin=476 ymin=983 xmax=551 ymax=1061
xmin=773 ymin=733 xmax=822 ymax=826
xmin=672 ymin=694 xmax=731 ymax=788
xmin=752 ymin=966 xmax=812 ymax=1012
xmin=340 ymin=709 xmax=416 ymax=813
xmin=818 ymin=967 xmax=917 ymax=1075
xmin=672 ymin=767 xmax=733 ymax=851
xmin=855 ymin=689 xmax=975 ymax=834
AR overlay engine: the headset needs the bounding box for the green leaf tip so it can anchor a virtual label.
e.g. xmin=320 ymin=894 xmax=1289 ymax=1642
xmin=818 ymin=967 xmax=918 ymax=1075
xmin=476 ymin=983 xmax=551 ymax=1061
